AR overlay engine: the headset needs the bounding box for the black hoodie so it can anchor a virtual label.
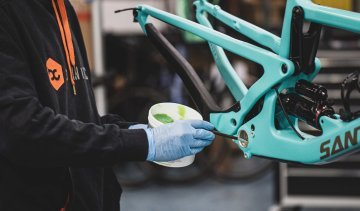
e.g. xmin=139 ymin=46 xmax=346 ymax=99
xmin=0 ymin=0 xmax=148 ymax=210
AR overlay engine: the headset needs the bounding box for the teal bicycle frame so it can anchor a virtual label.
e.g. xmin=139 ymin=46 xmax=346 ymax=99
xmin=132 ymin=0 xmax=360 ymax=164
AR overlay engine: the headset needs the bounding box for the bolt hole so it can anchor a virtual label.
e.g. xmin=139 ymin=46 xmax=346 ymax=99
xmin=321 ymin=119 xmax=324 ymax=124
xmin=281 ymin=64 xmax=288 ymax=74
xmin=231 ymin=119 xmax=237 ymax=126
xmin=251 ymin=124 xmax=255 ymax=131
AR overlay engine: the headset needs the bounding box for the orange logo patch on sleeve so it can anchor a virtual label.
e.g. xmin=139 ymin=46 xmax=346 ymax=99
xmin=46 ymin=58 xmax=64 ymax=91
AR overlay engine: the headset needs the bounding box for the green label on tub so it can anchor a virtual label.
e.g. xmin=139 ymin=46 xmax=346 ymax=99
xmin=178 ymin=106 xmax=186 ymax=120
xmin=154 ymin=114 xmax=174 ymax=124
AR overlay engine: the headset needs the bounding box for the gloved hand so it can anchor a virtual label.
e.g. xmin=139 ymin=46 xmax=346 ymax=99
xmin=128 ymin=124 xmax=148 ymax=130
xmin=145 ymin=120 xmax=215 ymax=162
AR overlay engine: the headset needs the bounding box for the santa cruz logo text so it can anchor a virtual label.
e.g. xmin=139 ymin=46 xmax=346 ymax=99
xmin=320 ymin=126 xmax=360 ymax=160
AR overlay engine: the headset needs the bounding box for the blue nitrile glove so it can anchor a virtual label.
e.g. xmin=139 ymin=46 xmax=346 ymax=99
xmin=144 ymin=120 xmax=215 ymax=162
xmin=128 ymin=124 xmax=148 ymax=130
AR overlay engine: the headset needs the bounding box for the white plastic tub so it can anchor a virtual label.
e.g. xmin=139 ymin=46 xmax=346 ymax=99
xmin=148 ymin=102 xmax=203 ymax=168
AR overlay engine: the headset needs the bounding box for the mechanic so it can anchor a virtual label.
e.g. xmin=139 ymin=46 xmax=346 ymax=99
xmin=0 ymin=0 xmax=215 ymax=210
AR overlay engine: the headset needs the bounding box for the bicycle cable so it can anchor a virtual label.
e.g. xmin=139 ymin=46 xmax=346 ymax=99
xmin=274 ymin=89 xmax=305 ymax=140
xmin=114 ymin=8 xmax=139 ymax=14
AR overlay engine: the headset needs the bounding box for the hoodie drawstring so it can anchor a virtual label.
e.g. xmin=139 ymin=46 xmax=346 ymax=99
xmin=52 ymin=0 xmax=77 ymax=95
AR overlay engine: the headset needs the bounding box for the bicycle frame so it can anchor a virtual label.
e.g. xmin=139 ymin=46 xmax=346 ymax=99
xmin=132 ymin=0 xmax=360 ymax=164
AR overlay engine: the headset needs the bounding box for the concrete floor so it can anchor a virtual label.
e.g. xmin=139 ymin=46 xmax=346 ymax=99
xmin=120 ymin=170 xmax=360 ymax=211
xmin=121 ymin=172 xmax=274 ymax=211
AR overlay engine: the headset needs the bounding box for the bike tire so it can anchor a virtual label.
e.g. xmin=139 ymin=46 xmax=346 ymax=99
xmin=211 ymin=140 xmax=273 ymax=182
xmin=109 ymin=87 xmax=167 ymax=187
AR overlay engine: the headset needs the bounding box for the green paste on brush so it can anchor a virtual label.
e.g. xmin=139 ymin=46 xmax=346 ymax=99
xmin=154 ymin=113 xmax=174 ymax=124
xmin=178 ymin=106 xmax=186 ymax=120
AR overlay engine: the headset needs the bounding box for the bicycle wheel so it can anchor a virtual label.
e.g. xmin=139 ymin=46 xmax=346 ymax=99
xmin=109 ymin=87 xmax=167 ymax=187
xmin=196 ymin=135 xmax=230 ymax=172
xmin=113 ymin=162 xmax=157 ymax=188
xmin=155 ymin=156 xmax=208 ymax=184
xmin=156 ymin=136 xmax=230 ymax=184
xmin=211 ymin=140 xmax=273 ymax=182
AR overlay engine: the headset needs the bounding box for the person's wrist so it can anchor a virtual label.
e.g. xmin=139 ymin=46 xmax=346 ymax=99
xmin=145 ymin=128 xmax=155 ymax=161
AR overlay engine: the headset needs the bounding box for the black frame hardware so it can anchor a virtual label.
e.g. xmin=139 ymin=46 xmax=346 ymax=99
xmin=290 ymin=6 xmax=322 ymax=75
xmin=340 ymin=71 xmax=360 ymax=121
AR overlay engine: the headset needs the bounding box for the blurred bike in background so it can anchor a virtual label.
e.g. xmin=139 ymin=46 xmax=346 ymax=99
xmin=96 ymin=30 xmax=273 ymax=187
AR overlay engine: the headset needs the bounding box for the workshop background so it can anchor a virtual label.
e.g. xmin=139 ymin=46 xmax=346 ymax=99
xmin=72 ymin=0 xmax=360 ymax=210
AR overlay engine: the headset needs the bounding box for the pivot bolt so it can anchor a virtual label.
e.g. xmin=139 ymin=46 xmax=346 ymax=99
xmin=244 ymin=152 xmax=251 ymax=159
xmin=238 ymin=130 xmax=249 ymax=148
